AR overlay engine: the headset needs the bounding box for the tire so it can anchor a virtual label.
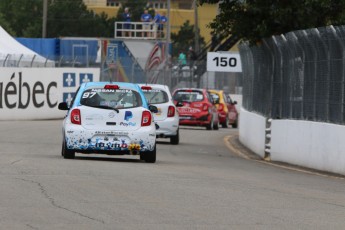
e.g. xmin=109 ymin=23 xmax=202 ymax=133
xmin=232 ymin=119 xmax=238 ymax=128
xmin=143 ymin=144 xmax=156 ymax=163
xmin=222 ymin=116 xmax=229 ymax=128
xmin=206 ymin=115 xmax=213 ymax=130
xmin=170 ymin=129 xmax=179 ymax=145
xmin=213 ymin=120 xmax=219 ymax=130
xmin=62 ymin=138 xmax=75 ymax=159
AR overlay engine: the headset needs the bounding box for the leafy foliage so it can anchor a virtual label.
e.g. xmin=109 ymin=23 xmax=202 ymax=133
xmin=0 ymin=0 xmax=43 ymax=37
xmin=0 ymin=0 xmax=114 ymax=38
xmin=171 ymin=20 xmax=205 ymax=58
xmin=198 ymin=0 xmax=345 ymax=44
xmin=46 ymin=0 xmax=113 ymax=37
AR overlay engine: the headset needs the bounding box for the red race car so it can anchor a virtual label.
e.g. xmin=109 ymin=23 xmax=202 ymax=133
xmin=172 ymin=88 xmax=219 ymax=130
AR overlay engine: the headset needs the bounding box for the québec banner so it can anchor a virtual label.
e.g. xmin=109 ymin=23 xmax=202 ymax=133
xmin=0 ymin=67 xmax=100 ymax=120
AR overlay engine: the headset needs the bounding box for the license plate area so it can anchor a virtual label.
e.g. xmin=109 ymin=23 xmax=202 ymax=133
xmin=92 ymin=134 xmax=130 ymax=149
xmin=179 ymin=116 xmax=192 ymax=120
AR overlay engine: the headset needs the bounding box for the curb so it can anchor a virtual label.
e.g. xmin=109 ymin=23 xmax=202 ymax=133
xmin=224 ymin=134 xmax=345 ymax=180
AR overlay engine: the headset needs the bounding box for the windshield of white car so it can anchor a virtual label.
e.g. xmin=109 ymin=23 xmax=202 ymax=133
xmin=79 ymin=88 xmax=143 ymax=109
xmin=142 ymin=89 xmax=169 ymax=104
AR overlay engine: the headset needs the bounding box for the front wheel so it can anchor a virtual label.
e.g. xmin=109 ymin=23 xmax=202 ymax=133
xmin=213 ymin=120 xmax=219 ymax=130
xmin=62 ymin=139 xmax=75 ymax=159
xmin=232 ymin=119 xmax=238 ymax=128
xmin=170 ymin=129 xmax=179 ymax=145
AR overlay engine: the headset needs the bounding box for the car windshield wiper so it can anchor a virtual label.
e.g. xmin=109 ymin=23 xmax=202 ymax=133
xmin=88 ymin=105 xmax=119 ymax=113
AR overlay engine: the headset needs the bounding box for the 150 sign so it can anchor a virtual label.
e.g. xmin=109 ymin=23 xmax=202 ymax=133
xmin=207 ymin=52 xmax=242 ymax=72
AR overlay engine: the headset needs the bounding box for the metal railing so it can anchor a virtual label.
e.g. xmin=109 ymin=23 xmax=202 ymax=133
xmin=114 ymin=21 xmax=166 ymax=40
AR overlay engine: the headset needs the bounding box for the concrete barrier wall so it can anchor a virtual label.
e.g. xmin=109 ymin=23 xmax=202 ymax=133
xmin=240 ymin=109 xmax=345 ymax=175
xmin=0 ymin=67 xmax=100 ymax=120
xmin=239 ymin=108 xmax=266 ymax=158
xmin=271 ymin=120 xmax=345 ymax=175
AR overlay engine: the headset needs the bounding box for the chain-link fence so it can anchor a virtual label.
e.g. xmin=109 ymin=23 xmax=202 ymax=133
xmin=239 ymin=25 xmax=345 ymax=125
xmin=1 ymin=48 xmax=242 ymax=95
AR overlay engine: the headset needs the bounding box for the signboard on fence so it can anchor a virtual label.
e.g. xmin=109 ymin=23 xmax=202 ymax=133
xmin=207 ymin=52 xmax=242 ymax=72
xmin=0 ymin=67 xmax=100 ymax=120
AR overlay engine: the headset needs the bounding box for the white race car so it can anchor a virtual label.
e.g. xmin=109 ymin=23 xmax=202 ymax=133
xmin=58 ymin=82 xmax=158 ymax=163
xmin=139 ymin=84 xmax=180 ymax=144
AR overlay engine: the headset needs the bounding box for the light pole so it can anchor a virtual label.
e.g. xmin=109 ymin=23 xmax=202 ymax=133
xmin=193 ymin=0 xmax=199 ymax=53
xmin=165 ymin=0 xmax=171 ymax=86
xmin=42 ymin=0 xmax=48 ymax=38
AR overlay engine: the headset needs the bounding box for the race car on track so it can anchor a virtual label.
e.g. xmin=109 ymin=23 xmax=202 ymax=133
xmin=208 ymin=89 xmax=238 ymax=128
xmin=58 ymin=82 xmax=158 ymax=163
xmin=172 ymin=88 xmax=219 ymax=130
xmin=139 ymin=84 xmax=180 ymax=144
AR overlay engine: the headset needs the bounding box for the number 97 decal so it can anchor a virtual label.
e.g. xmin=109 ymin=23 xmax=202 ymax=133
xmin=82 ymin=92 xmax=97 ymax=98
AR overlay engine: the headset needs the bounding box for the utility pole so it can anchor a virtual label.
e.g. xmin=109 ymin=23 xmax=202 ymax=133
xmin=165 ymin=0 xmax=171 ymax=86
xmin=165 ymin=0 xmax=171 ymax=62
xmin=193 ymin=0 xmax=200 ymax=54
xmin=42 ymin=0 xmax=48 ymax=38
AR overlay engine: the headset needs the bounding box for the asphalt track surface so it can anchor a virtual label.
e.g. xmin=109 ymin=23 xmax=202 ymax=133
xmin=0 ymin=120 xmax=344 ymax=230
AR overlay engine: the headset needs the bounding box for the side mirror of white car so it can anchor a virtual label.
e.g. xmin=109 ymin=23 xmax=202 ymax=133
xmin=58 ymin=102 xmax=69 ymax=110
xmin=149 ymin=104 xmax=158 ymax=113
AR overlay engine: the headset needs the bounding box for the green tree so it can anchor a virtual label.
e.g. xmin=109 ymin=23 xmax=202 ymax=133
xmin=198 ymin=0 xmax=345 ymax=44
xmin=171 ymin=20 xmax=205 ymax=59
xmin=0 ymin=0 xmax=42 ymax=37
xmin=0 ymin=12 xmax=15 ymax=35
xmin=46 ymin=0 xmax=113 ymax=37
xmin=0 ymin=0 xmax=115 ymax=38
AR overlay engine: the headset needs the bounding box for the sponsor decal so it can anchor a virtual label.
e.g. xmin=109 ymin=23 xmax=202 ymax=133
xmin=120 ymin=121 xmax=136 ymax=127
xmin=124 ymin=111 xmax=133 ymax=121
xmin=91 ymin=88 xmax=131 ymax=93
xmin=109 ymin=112 xmax=116 ymax=118
xmin=128 ymin=143 xmax=141 ymax=150
xmin=95 ymin=131 xmax=129 ymax=135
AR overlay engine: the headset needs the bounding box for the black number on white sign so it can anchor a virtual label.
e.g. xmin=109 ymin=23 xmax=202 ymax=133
xmin=212 ymin=57 xmax=237 ymax=67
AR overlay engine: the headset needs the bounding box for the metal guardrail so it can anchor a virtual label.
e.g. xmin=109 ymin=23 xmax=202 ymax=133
xmin=114 ymin=21 xmax=164 ymax=40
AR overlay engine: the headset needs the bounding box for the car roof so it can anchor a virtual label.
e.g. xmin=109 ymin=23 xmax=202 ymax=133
xmin=208 ymin=89 xmax=223 ymax=94
xmin=138 ymin=83 xmax=170 ymax=91
xmin=81 ymin=82 xmax=141 ymax=91
xmin=174 ymin=88 xmax=205 ymax=92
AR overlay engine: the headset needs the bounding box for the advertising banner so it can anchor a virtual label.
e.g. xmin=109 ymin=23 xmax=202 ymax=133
xmin=0 ymin=67 xmax=100 ymax=120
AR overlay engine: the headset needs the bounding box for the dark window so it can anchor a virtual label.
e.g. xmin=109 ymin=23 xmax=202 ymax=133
xmin=173 ymin=90 xmax=204 ymax=102
xmin=142 ymin=89 xmax=169 ymax=104
xmin=80 ymin=88 xmax=142 ymax=109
